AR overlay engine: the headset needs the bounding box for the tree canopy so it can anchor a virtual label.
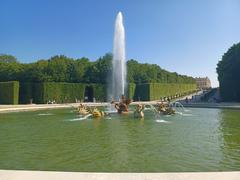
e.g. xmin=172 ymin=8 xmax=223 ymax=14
xmin=0 ymin=54 xmax=18 ymax=63
xmin=0 ymin=53 xmax=195 ymax=84
xmin=217 ymin=42 xmax=240 ymax=101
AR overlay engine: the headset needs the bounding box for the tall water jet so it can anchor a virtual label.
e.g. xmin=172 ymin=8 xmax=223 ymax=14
xmin=110 ymin=12 xmax=126 ymax=101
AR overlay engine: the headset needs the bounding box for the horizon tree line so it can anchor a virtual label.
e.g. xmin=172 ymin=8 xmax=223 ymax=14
xmin=0 ymin=53 xmax=196 ymax=84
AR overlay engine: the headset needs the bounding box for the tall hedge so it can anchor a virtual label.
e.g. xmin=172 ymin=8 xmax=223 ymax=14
xmin=19 ymin=83 xmax=44 ymax=104
xmin=128 ymin=83 xmax=196 ymax=101
xmin=91 ymin=84 xmax=107 ymax=102
xmin=19 ymin=83 xmax=32 ymax=104
xmin=19 ymin=82 xmax=107 ymax=104
xmin=41 ymin=83 xmax=86 ymax=103
xmin=149 ymin=83 xmax=196 ymax=100
xmin=18 ymin=82 xmax=196 ymax=103
xmin=134 ymin=84 xmax=150 ymax=101
xmin=127 ymin=83 xmax=136 ymax=100
xmin=0 ymin=81 xmax=19 ymax=104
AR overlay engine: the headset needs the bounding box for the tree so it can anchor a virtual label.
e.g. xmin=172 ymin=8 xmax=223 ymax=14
xmin=69 ymin=57 xmax=91 ymax=83
xmin=127 ymin=59 xmax=195 ymax=84
xmin=0 ymin=53 xmax=196 ymax=85
xmin=85 ymin=53 xmax=112 ymax=83
xmin=0 ymin=54 xmax=18 ymax=63
xmin=217 ymin=42 xmax=240 ymax=101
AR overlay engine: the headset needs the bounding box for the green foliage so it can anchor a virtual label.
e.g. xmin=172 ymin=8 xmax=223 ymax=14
xmin=19 ymin=83 xmax=44 ymax=104
xmin=0 ymin=81 xmax=19 ymax=104
xmin=148 ymin=83 xmax=197 ymax=101
xmin=19 ymin=82 xmax=107 ymax=103
xmin=91 ymin=84 xmax=107 ymax=101
xmin=84 ymin=54 xmax=112 ymax=83
xmin=128 ymin=83 xmax=197 ymax=101
xmin=70 ymin=57 xmax=91 ymax=83
xmin=217 ymin=42 xmax=240 ymax=101
xmin=0 ymin=62 xmax=24 ymax=82
xmin=0 ymin=53 xmax=195 ymax=85
xmin=134 ymin=84 xmax=150 ymax=101
xmin=0 ymin=54 xmax=18 ymax=63
xmin=127 ymin=60 xmax=195 ymax=84
xmin=41 ymin=83 xmax=86 ymax=103
xmin=0 ymin=53 xmax=197 ymax=103
xmin=127 ymin=83 xmax=136 ymax=100
xmin=41 ymin=83 xmax=107 ymax=103
xmin=19 ymin=83 xmax=33 ymax=104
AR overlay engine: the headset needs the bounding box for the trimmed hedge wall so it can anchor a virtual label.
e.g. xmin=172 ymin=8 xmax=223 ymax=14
xmin=133 ymin=84 xmax=150 ymax=101
xmin=42 ymin=83 xmax=85 ymax=103
xmin=19 ymin=83 xmax=43 ymax=104
xmin=19 ymin=82 xmax=106 ymax=104
xmin=149 ymin=83 xmax=197 ymax=101
xmin=127 ymin=83 xmax=136 ymax=100
xmin=0 ymin=81 xmax=19 ymax=104
xmin=19 ymin=83 xmax=32 ymax=104
xmin=128 ymin=83 xmax=197 ymax=101
xmin=91 ymin=84 xmax=107 ymax=102
xmin=19 ymin=82 xmax=196 ymax=104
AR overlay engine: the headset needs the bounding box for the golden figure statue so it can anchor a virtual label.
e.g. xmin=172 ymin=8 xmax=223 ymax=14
xmin=134 ymin=104 xmax=144 ymax=118
xmin=91 ymin=107 xmax=105 ymax=118
xmin=114 ymin=95 xmax=132 ymax=114
xmin=77 ymin=104 xmax=106 ymax=118
xmin=77 ymin=104 xmax=90 ymax=115
xmin=157 ymin=102 xmax=175 ymax=115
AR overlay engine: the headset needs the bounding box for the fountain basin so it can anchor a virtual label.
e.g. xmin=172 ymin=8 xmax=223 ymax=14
xmin=0 ymin=107 xmax=240 ymax=172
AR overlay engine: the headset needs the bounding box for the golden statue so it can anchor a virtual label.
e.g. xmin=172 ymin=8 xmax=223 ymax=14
xmin=134 ymin=104 xmax=144 ymax=118
xmin=77 ymin=104 xmax=106 ymax=118
xmin=77 ymin=104 xmax=90 ymax=115
xmin=91 ymin=107 xmax=105 ymax=118
xmin=114 ymin=95 xmax=132 ymax=114
xmin=157 ymin=102 xmax=175 ymax=115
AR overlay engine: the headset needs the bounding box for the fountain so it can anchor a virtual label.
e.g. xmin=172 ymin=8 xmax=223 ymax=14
xmin=110 ymin=12 xmax=126 ymax=101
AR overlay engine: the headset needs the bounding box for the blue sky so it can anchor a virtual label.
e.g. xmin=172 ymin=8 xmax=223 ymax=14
xmin=1 ymin=0 xmax=240 ymax=87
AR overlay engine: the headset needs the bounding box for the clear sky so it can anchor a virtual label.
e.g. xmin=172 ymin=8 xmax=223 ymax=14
xmin=1 ymin=0 xmax=240 ymax=87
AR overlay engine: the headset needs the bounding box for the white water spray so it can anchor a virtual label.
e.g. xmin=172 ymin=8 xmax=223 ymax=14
xmin=110 ymin=12 xmax=126 ymax=101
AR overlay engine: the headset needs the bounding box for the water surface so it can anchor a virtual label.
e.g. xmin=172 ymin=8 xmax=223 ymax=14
xmin=0 ymin=108 xmax=240 ymax=172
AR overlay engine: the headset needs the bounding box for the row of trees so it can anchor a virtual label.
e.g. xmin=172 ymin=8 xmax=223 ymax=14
xmin=0 ymin=53 xmax=195 ymax=84
xmin=217 ymin=42 xmax=240 ymax=101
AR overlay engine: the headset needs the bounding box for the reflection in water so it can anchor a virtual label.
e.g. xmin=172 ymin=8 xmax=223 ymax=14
xmin=139 ymin=118 xmax=145 ymax=126
xmin=92 ymin=118 xmax=102 ymax=128
xmin=218 ymin=109 xmax=240 ymax=170
xmin=107 ymin=115 xmax=130 ymax=171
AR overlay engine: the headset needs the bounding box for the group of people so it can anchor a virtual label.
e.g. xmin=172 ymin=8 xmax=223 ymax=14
xmin=76 ymin=95 xmax=175 ymax=119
